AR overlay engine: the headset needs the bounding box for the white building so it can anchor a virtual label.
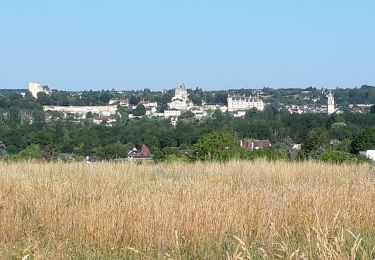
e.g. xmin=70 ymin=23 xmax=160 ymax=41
xmin=163 ymin=110 xmax=181 ymax=118
xmin=43 ymin=105 xmax=118 ymax=117
xmin=138 ymin=100 xmax=158 ymax=109
xmin=327 ymin=91 xmax=335 ymax=115
xmin=28 ymin=82 xmax=50 ymax=99
xmin=203 ymin=104 xmax=228 ymax=113
xmin=359 ymin=150 xmax=375 ymax=162
xmin=227 ymin=94 xmax=265 ymax=112
xmin=109 ymin=99 xmax=128 ymax=106
xmin=191 ymin=107 xmax=207 ymax=120
xmin=145 ymin=107 xmax=157 ymax=116
xmin=168 ymin=84 xmax=193 ymax=111
xmin=170 ymin=117 xmax=178 ymax=126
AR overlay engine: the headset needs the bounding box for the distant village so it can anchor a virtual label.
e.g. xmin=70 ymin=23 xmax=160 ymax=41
xmin=20 ymin=82 xmax=371 ymax=163
xmin=0 ymin=82 xmax=374 ymax=163
xmin=20 ymin=81 xmax=367 ymax=127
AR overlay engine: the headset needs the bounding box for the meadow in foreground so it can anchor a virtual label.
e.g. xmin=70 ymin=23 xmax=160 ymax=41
xmin=0 ymin=160 xmax=374 ymax=259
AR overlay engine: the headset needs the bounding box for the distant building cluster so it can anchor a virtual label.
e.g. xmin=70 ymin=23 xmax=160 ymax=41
xmin=19 ymin=80 xmax=373 ymax=126
xmin=85 ymin=144 xmax=154 ymax=163
xmin=126 ymin=144 xmax=153 ymax=163
xmin=240 ymin=139 xmax=272 ymax=150
xmin=348 ymin=104 xmax=374 ymax=114
xmin=40 ymin=82 xmax=345 ymax=126
xmin=282 ymin=91 xmax=339 ymax=115
xmin=163 ymin=84 xmax=208 ymax=125
xmin=43 ymin=105 xmax=117 ymax=116
xmin=158 ymin=84 xmax=267 ymax=125
xmin=167 ymin=84 xmax=193 ymax=111
xmin=44 ymin=105 xmax=118 ymax=125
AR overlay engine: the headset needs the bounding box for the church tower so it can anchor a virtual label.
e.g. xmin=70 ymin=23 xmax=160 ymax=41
xmin=175 ymin=83 xmax=187 ymax=100
xmin=327 ymin=90 xmax=335 ymax=115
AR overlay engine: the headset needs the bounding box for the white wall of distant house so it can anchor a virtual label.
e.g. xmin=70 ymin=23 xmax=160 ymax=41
xmin=359 ymin=150 xmax=375 ymax=162
xmin=43 ymin=105 xmax=118 ymax=116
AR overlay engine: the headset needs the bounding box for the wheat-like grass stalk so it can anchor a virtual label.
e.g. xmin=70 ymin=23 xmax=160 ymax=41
xmin=0 ymin=160 xmax=374 ymax=258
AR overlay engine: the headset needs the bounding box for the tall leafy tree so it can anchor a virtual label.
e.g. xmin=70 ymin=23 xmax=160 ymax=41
xmin=192 ymin=131 xmax=240 ymax=161
xmin=133 ymin=104 xmax=146 ymax=116
xmin=0 ymin=95 xmax=10 ymax=108
xmin=37 ymin=92 xmax=53 ymax=105
xmin=352 ymin=128 xmax=375 ymax=153
xmin=303 ymin=127 xmax=329 ymax=152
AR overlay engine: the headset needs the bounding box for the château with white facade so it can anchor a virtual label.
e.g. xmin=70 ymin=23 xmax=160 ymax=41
xmin=227 ymin=94 xmax=265 ymax=112
xmin=327 ymin=91 xmax=335 ymax=115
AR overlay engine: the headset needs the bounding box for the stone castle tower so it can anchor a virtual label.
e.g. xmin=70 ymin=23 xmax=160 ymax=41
xmin=28 ymin=82 xmax=50 ymax=99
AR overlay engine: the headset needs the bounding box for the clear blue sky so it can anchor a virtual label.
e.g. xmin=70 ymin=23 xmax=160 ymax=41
xmin=0 ymin=1 xmax=374 ymax=91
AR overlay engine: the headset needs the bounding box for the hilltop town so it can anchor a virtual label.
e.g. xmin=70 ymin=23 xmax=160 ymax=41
xmin=1 ymin=82 xmax=373 ymax=127
xmin=0 ymin=82 xmax=374 ymax=163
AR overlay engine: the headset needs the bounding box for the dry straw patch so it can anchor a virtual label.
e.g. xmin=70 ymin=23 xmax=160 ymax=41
xmin=0 ymin=160 xmax=374 ymax=259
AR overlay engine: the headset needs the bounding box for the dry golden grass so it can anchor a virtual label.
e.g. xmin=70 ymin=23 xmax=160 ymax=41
xmin=0 ymin=160 xmax=374 ymax=259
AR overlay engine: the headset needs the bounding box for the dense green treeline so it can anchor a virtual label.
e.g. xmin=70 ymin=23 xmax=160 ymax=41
xmin=0 ymin=85 xmax=374 ymax=162
xmin=0 ymin=107 xmax=374 ymax=162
